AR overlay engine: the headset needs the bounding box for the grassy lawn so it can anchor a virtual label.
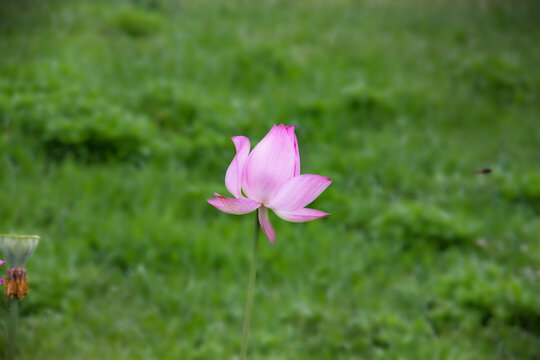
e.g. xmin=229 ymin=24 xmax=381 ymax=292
xmin=1 ymin=0 xmax=540 ymax=358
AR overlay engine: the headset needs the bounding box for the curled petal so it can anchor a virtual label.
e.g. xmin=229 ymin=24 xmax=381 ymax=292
xmin=225 ymin=136 xmax=250 ymax=198
xmin=207 ymin=194 xmax=260 ymax=215
xmin=273 ymin=208 xmax=330 ymax=223
xmin=268 ymin=174 xmax=332 ymax=211
xmin=242 ymin=124 xmax=297 ymax=204
xmin=258 ymin=207 xmax=276 ymax=244
xmin=0 ymin=260 xmax=5 ymax=266
xmin=0 ymin=278 xmax=3 ymax=285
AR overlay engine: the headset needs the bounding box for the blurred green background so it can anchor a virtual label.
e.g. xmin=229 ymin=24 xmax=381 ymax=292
xmin=1 ymin=0 xmax=540 ymax=358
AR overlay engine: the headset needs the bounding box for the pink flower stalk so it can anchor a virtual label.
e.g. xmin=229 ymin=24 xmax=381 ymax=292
xmin=207 ymin=124 xmax=331 ymax=243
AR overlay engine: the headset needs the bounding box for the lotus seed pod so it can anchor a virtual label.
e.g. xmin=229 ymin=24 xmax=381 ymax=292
xmin=0 ymin=235 xmax=40 ymax=268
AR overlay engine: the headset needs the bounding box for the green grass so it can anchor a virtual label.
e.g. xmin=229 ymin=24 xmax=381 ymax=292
xmin=1 ymin=0 xmax=540 ymax=358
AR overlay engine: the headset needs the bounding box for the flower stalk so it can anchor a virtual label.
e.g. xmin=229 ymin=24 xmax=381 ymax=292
xmin=240 ymin=212 xmax=260 ymax=360
xmin=6 ymin=299 xmax=18 ymax=360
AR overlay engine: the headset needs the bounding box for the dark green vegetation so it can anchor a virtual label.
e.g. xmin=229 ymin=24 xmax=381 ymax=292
xmin=1 ymin=0 xmax=540 ymax=358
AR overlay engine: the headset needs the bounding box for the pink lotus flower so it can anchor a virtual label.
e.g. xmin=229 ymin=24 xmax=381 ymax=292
xmin=207 ymin=124 xmax=331 ymax=243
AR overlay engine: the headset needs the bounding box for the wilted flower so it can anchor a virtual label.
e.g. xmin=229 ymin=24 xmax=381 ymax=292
xmin=0 ymin=234 xmax=40 ymax=299
xmin=207 ymin=124 xmax=331 ymax=243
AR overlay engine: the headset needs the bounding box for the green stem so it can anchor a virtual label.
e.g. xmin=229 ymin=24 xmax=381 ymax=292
xmin=6 ymin=298 xmax=18 ymax=360
xmin=240 ymin=212 xmax=260 ymax=360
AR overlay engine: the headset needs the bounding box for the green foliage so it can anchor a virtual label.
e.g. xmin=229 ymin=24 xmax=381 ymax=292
xmin=370 ymin=201 xmax=477 ymax=250
xmin=341 ymin=84 xmax=396 ymax=128
xmin=135 ymin=81 xmax=199 ymax=132
xmin=1 ymin=86 xmax=158 ymax=162
xmin=108 ymin=7 xmax=163 ymax=38
xmin=1 ymin=0 xmax=540 ymax=358
xmin=457 ymin=55 xmax=530 ymax=104
xmin=430 ymin=259 xmax=540 ymax=330
xmin=499 ymin=172 xmax=540 ymax=212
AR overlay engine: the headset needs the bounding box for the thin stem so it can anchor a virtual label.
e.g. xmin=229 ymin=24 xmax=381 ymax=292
xmin=240 ymin=212 xmax=260 ymax=360
xmin=6 ymin=298 xmax=19 ymax=360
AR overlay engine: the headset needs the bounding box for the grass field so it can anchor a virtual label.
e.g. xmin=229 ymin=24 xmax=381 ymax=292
xmin=1 ymin=0 xmax=540 ymax=358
